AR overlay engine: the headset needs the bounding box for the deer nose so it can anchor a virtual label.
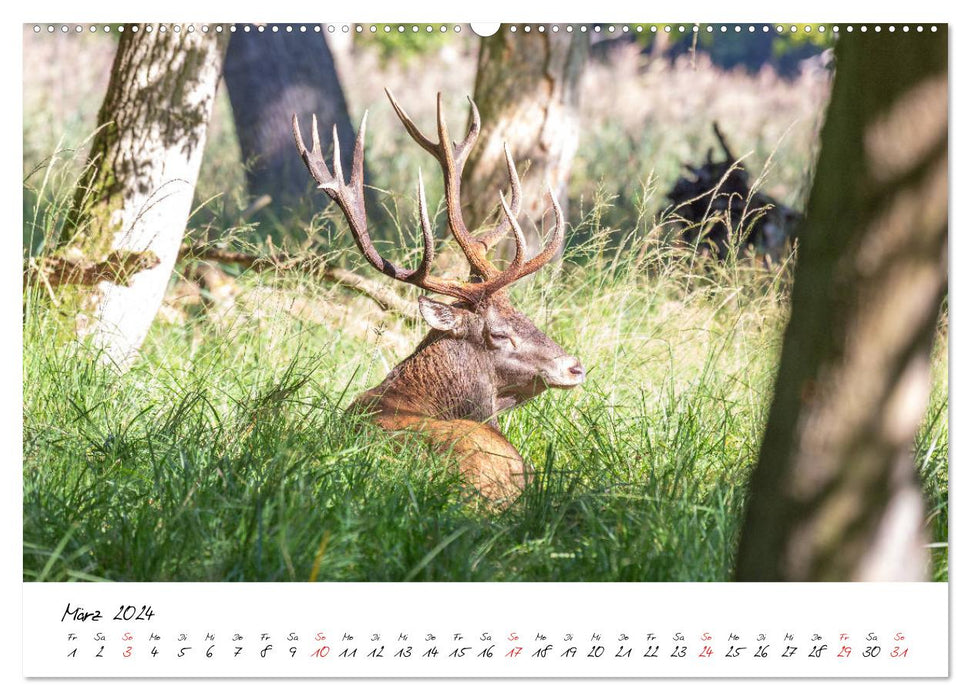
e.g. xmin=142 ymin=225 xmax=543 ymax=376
xmin=549 ymin=356 xmax=584 ymax=388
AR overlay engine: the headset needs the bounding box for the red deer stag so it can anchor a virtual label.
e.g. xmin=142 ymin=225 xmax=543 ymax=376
xmin=292 ymin=90 xmax=584 ymax=503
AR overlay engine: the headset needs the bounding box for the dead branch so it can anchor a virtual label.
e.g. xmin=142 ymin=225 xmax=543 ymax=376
xmin=239 ymin=194 xmax=272 ymax=222
xmin=666 ymin=122 xmax=802 ymax=261
xmin=177 ymin=244 xmax=415 ymax=318
xmin=712 ymin=121 xmax=738 ymax=163
xmin=23 ymin=250 xmax=161 ymax=289
xmin=24 ymin=243 xmax=415 ymax=319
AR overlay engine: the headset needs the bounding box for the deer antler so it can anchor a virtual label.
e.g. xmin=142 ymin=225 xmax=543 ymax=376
xmin=293 ymin=91 xmax=564 ymax=306
xmin=384 ymin=89 xmax=528 ymax=278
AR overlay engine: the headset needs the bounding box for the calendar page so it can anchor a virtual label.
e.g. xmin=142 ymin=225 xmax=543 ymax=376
xmin=20 ymin=9 xmax=951 ymax=683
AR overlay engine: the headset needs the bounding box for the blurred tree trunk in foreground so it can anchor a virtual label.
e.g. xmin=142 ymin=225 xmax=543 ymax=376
xmin=61 ymin=24 xmax=228 ymax=369
xmin=735 ymin=28 xmax=947 ymax=581
xmin=463 ymin=25 xmax=587 ymax=259
xmin=223 ymin=29 xmax=355 ymax=218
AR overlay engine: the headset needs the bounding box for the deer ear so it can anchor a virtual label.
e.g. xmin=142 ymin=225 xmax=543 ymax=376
xmin=418 ymin=296 xmax=465 ymax=333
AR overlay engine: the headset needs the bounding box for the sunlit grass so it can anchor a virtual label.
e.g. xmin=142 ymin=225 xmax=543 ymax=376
xmin=22 ymin=143 xmax=948 ymax=581
xmin=21 ymin=36 xmax=946 ymax=582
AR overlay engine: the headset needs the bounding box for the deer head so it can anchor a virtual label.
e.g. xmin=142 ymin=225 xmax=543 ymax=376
xmin=292 ymin=90 xmax=584 ymax=424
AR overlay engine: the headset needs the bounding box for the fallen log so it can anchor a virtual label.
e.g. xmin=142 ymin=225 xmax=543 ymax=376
xmin=22 ymin=249 xmax=160 ymax=289
xmin=25 ymin=243 xmax=416 ymax=319
xmin=176 ymin=244 xmax=415 ymax=318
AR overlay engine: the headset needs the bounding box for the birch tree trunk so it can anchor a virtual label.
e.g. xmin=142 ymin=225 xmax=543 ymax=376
xmin=462 ymin=26 xmax=587 ymax=259
xmin=735 ymin=28 xmax=947 ymax=581
xmin=64 ymin=24 xmax=228 ymax=369
xmin=223 ymin=29 xmax=355 ymax=216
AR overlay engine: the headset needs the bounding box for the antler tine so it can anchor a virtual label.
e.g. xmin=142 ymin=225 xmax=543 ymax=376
xmin=294 ymin=111 xmax=428 ymax=286
xmin=415 ymin=169 xmax=435 ymax=279
xmin=311 ymin=114 xmax=322 ymax=155
xmin=459 ymin=191 xmax=530 ymax=300
xmin=473 ymin=143 xmax=524 ymax=254
xmin=420 ymin=185 xmax=561 ymax=306
xmin=351 ymin=110 xmax=368 ymax=187
xmin=331 ymin=124 xmax=344 ymax=186
xmin=295 ymin=99 xmax=567 ymax=308
xmin=476 ymin=183 xmax=565 ymax=296
xmin=458 ymin=96 xmax=481 ymax=164
xmin=292 ymin=113 xmax=334 ymax=187
xmin=433 ymin=93 xmax=481 ymax=169
xmin=497 ymin=190 xmax=527 ymax=271
xmin=511 ymin=183 xmax=565 ymax=281
xmin=386 ymin=90 xmax=499 ymax=280
xmin=408 ymin=186 xmax=531 ymax=306
xmin=295 ymin=110 xmax=495 ymax=306
xmin=385 ymin=88 xmax=437 ymax=157
xmin=435 ymin=93 xmax=452 ymax=162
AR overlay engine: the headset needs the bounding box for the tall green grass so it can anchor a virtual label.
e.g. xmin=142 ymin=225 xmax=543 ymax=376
xmin=22 ymin=36 xmax=946 ymax=582
xmin=22 ymin=154 xmax=948 ymax=582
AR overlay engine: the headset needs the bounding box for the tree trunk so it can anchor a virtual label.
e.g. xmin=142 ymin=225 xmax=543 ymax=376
xmin=223 ymin=29 xmax=355 ymax=216
xmin=463 ymin=25 xmax=588 ymax=259
xmin=735 ymin=28 xmax=947 ymax=581
xmin=62 ymin=24 xmax=228 ymax=369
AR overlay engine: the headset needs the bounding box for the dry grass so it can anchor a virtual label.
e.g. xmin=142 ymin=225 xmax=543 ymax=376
xmin=23 ymin=30 xmax=946 ymax=583
xmin=23 ymin=30 xmax=831 ymax=241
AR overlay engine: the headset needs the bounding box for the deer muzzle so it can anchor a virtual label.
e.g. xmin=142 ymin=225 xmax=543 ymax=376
xmin=543 ymin=355 xmax=585 ymax=389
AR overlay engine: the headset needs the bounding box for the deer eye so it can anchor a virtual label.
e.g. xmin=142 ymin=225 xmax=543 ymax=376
xmin=488 ymin=330 xmax=511 ymax=343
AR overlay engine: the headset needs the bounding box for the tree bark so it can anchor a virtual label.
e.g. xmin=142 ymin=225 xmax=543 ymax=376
xmin=735 ymin=28 xmax=947 ymax=581
xmin=62 ymin=24 xmax=228 ymax=368
xmin=462 ymin=25 xmax=588 ymax=259
xmin=223 ymin=29 xmax=356 ymax=215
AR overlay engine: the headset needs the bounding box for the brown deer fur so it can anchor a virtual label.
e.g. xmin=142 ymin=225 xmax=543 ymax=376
xmin=351 ymin=292 xmax=583 ymax=500
xmin=294 ymin=91 xmax=584 ymax=504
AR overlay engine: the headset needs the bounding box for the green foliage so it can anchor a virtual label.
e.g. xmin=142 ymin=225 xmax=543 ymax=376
xmin=22 ymin=35 xmax=945 ymax=582
xmin=22 ymin=145 xmax=948 ymax=581
xmin=353 ymin=26 xmax=454 ymax=65
xmin=629 ymin=24 xmax=834 ymax=76
xmin=773 ymin=26 xmax=837 ymax=54
xmin=630 ymin=25 xmax=693 ymax=49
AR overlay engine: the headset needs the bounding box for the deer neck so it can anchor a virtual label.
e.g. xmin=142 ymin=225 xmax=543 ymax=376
xmin=368 ymin=334 xmax=498 ymax=423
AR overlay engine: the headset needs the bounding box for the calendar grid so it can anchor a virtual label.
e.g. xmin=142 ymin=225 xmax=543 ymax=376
xmin=23 ymin=582 xmax=948 ymax=677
